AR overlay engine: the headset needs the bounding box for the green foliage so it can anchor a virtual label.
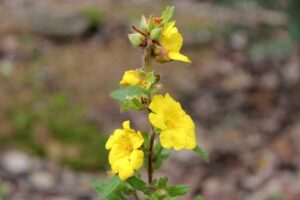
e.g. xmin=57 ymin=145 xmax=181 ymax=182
xmin=4 ymin=92 xmax=108 ymax=171
xmin=153 ymin=143 xmax=172 ymax=169
xmin=93 ymin=176 xmax=125 ymax=200
xmin=248 ymin=40 xmax=293 ymax=60
xmin=192 ymin=195 xmax=205 ymax=200
xmin=81 ymin=7 xmax=102 ymax=29
xmin=288 ymin=0 xmax=300 ymax=42
xmin=111 ymin=86 xmax=151 ymax=101
xmin=193 ymin=145 xmax=209 ymax=162
xmin=161 ymin=6 xmax=175 ymax=25
xmin=120 ymin=98 xmax=145 ymax=111
xmin=168 ymin=184 xmax=190 ymax=197
xmin=0 ymin=184 xmax=7 ymax=198
xmin=127 ymin=176 xmax=148 ymax=193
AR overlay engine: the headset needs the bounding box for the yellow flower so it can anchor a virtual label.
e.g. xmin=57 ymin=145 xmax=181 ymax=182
xmin=119 ymin=70 xmax=140 ymax=86
xmin=105 ymin=121 xmax=144 ymax=180
xmin=160 ymin=21 xmax=191 ymax=63
xmin=149 ymin=93 xmax=196 ymax=150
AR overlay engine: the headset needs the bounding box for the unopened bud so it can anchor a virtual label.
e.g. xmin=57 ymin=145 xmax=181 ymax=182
xmin=150 ymin=28 xmax=162 ymax=41
xmin=140 ymin=15 xmax=148 ymax=32
xmin=128 ymin=33 xmax=144 ymax=47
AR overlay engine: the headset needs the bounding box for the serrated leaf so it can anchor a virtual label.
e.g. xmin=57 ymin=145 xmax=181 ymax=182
xmin=168 ymin=184 xmax=190 ymax=197
xmin=127 ymin=176 xmax=148 ymax=193
xmin=110 ymin=86 xmax=151 ymax=101
xmin=193 ymin=145 xmax=209 ymax=162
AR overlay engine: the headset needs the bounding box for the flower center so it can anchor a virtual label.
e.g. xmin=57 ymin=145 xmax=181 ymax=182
xmin=124 ymin=143 xmax=133 ymax=152
xmin=165 ymin=119 xmax=177 ymax=129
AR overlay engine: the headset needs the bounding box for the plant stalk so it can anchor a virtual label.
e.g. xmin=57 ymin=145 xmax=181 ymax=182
xmin=142 ymin=43 xmax=155 ymax=184
xmin=148 ymin=125 xmax=155 ymax=184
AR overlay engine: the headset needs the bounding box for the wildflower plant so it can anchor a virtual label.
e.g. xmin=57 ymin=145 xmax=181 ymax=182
xmin=93 ymin=6 xmax=208 ymax=200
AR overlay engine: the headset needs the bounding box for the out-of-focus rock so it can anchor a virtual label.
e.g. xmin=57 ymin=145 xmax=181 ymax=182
xmin=29 ymin=171 xmax=55 ymax=191
xmin=230 ymin=31 xmax=248 ymax=50
xmin=21 ymin=3 xmax=97 ymax=38
xmin=1 ymin=151 xmax=32 ymax=175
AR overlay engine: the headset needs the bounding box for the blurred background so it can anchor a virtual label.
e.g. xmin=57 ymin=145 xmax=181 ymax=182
xmin=0 ymin=0 xmax=300 ymax=199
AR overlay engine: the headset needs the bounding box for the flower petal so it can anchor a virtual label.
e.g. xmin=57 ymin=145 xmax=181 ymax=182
xmin=129 ymin=150 xmax=144 ymax=170
xmin=161 ymin=31 xmax=183 ymax=53
xmin=159 ymin=130 xmax=173 ymax=149
xmin=129 ymin=131 xmax=144 ymax=149
xmin=149 ymin=113 xmax=167 ymax=130
xmin=105 ymin=129 xmax=123 ymax=150
xmin=119 ymin=70 xmax=140 ymax=86
xmin=168 ymin=52 xmax=191 ymax=63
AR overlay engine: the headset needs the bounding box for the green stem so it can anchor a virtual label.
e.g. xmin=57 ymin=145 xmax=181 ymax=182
xmin=142 ymin=42 xmax=155 ymax=184
xmin=148 ymin=125 xmax=155 ymax=184
xmin=143 ymin=39 xmax=153 ymax=72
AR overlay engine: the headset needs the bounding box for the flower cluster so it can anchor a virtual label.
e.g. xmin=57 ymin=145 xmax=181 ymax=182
xmin=99 ymin=6 xmax=207 ymax=200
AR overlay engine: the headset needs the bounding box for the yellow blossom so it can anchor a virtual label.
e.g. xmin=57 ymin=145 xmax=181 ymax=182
xmin=149 ymin=93 xmax=196 ymax=150
xmin=119 ymin=70 xmax=140 ymax=86
xmin=160 ymin=21 xmax=191 ymax=63
xmin=105 ymin=121 xmax=144 ymax=180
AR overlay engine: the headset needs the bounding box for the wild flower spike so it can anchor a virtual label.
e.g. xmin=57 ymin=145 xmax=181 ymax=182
xmin=149 ymin=93 xmax=196 ymax=150
xmin=105 ymin=121 xmax=144 ymax=180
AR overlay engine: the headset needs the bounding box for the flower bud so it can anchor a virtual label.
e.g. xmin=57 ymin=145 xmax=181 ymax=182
xmin=150 ymin=28 xmax=162 ymax=41
xmin=156 ymin=189 xmax=168 ymax=198
xmin=128 ymin=33 xmax=144 ymax=47
xmin=140 ymin=15 xmax=148 ymax=32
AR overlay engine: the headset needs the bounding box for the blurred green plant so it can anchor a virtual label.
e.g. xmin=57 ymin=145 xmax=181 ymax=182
xmin=3 ymin=92 xmax=108 ymax=171
xmin=288 ymin=0 xmax=300 ymax=43
xmin=81 ymin=7 xmax=103 ymax=31
xmin=0 ymin=184 xmax=7 ymax=198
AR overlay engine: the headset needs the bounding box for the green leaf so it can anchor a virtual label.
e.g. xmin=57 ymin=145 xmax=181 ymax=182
xmin=0 ymin=185 xmax=7 ymax=197
xmin=161 ymin=6 xmax=175 ymax=25
xmin=92 ymin=178 xmax=126 ymax=200
xmin=193 ymin=145 xmax=209 ymax=162
xmin=127 ymin=176 xmax=148 ymax=193
xmin=153 ymin=147 xmax=171 ymax=169
xmin=150 ymin=193 xmax=160 ymax=200
xmin=142 ymin=132 xmax=150 ymax=149
xmin=158 ymin=177 xmax=168 ymax=188
xmin=192 ymin=195 xmax=205 ymax=200
xmin=120 ymin=98 xmax=145 ymax=111
xmin=110 ymin=86 xmax=151 ymax=101
xmin=148 ymin=16 xmax=155 ymax=32
xmin=101 ymin=176 xmax=122 ymax=198
xmin=168 ymin=184 xmax=190 ymax=197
